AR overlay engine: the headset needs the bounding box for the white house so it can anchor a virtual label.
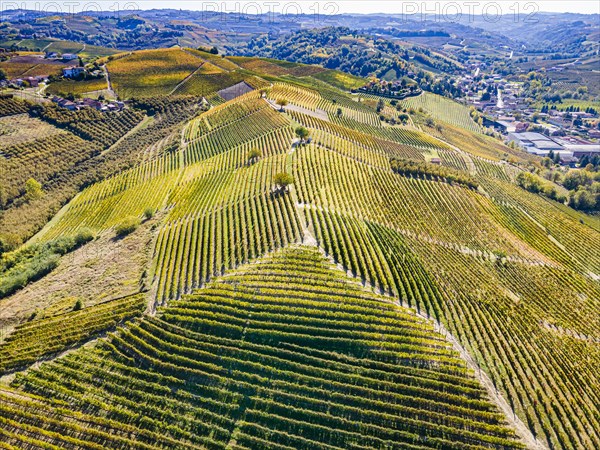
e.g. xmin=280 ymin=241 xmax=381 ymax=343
xmin=63 ymin=66 xmax=85 ymax=78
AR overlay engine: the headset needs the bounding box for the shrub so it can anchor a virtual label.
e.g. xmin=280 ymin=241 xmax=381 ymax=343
xmin=143 ymin=208 xmax=155 ymax=220
xmin=115 ymin=216 xmax=140 ymax=237
xmin=73 ymin=299 xmax=83 ymax=311
xmin=24 ymin=178 xmax=43 ymax=203
xmin=247 ymin=148 xmax=262 ymax=164
xmin=390 ymin=158 xmax=479 ymax=189
xmin=74 ymin=228 xmax=95 ymax=246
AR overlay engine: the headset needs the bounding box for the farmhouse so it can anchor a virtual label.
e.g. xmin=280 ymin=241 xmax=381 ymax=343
xmin=62 ymin=66 xmax=85 ymax=78
xmin=62 ymin=53 xmax=78 ymax=61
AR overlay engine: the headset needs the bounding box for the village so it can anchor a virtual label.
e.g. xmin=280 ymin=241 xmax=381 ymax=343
xmin=0 ymin=50 xmax=124 ymax=112
xmin=458 ymin=64 xmax=600 ymax=166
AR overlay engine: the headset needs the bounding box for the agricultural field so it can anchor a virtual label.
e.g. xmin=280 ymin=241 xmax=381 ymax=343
xmin=0 ymin=247 xmax=523 ymax=449
xmin=106 ymin=48 xmax=205 ymax=97
xmin=0 ymin=113 xmax=63 ymax=147
xmin=0 ymin=51 xmax=598 ymax=450
xmin=0 ymin=57 xmax=67 ymax=78
xmin=399 ymin=92 xmax=482 ymax=133
xmin=45 ymin=77 xmax=108 ymax=96
xmin=312 ymin=68 xmax=367 ymax=90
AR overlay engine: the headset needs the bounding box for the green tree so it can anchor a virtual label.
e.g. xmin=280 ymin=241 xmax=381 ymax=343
xmin=276 ymin=98 xmax=288 ymax=111
xmin=210 ymin=46 xmax=219 ymax=55
xmin=24 ymin=178 xmax=43 ymax=203
xmin=563 ymin=170 xmax=592 ymax=190
xmin=247 ymin=148 xmax=262 ymax=164
xmin=569 ymin=189 xmax=597 ymax=211
xmin=0 ymin=68 xmax=6 ymax=81
xmin=295 ymin=126 xmax=309 ymax=144
xmin=274 ymin=173 xmax=294 ymax=194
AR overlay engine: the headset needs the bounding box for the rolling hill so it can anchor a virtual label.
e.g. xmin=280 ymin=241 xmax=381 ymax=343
xmin=0 ymin=48 xmax=598 ymax=450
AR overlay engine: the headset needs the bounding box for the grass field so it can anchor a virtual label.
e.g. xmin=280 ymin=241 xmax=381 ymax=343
xmin=0 ymin=113 xmax=63 ymax=147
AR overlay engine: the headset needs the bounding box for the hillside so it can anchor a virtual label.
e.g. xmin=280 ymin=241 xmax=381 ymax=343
xmin=0 ymin=246 xmax=524 ymax=449
xmin=0 ymin=49 xmax=599 ymax=450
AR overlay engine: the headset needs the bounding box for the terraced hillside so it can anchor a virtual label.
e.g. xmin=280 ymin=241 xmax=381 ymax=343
xmin=1 ymin=247 xmax=523 ymax=450
xmin=0 ymin=51 xmax=598 ymax=450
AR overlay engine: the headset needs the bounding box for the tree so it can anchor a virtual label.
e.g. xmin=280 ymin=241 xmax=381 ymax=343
xmin=274 ymin=173 xmax=294 ymax=194
xmin=0 ymin=68 xmax=6 ymax=81
xmin=73 ymin=299 xmax=83 ymax=311
xmin=276 ymin=98 xmax=288 ymax=111
xmin=569 ymin=189 xmax=597 ymax=211
xmin=295 ymin=126 xmax=309 ymax=144
xmin=247 ymin=148 xmax=262 ymax=164
xmin=0 ymin=233 xmax=20 ymax=256
xmin=563 ymin=170 xmax=591 ymax=190
xmin=210 ymin=46 xmax=219 ymax=55
xmin=336 ymin=107 xmax=343 ymax=118
xmin=376 ymin=98 xmax=384 ymax=113
xmin=24 ymin=178 xmax=43 ymax=203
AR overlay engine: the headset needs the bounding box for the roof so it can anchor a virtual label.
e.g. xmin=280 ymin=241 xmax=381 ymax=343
xmin=532 ymin=141 xmax=563 ymax=150
xmin=565 ymin=144 xmax=600 ymax=153
xmin=514 ymin=132 xmax=552 ymax=142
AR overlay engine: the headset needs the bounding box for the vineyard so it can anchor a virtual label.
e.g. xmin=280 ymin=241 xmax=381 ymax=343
xmin=0 ymin=52 xmax=598 ymax=450
xmin=1 ymin=247 xmax=523 ymax=450
xmin=0 ymin=293 xmax=145 ymax=374
xmin=399 ymin=92 xmax=482 ymax=133
xmin=106 ymin=48 xmax=205 ymax=97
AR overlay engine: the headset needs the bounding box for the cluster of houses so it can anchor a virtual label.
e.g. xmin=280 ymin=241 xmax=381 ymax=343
xmin=45 ymin=51 xmax=78 ymax=61
xmin=1 ymin=75 xmax=47 ymax=88
xmin=457 ymin=65 xmax=600 ymax=166
xmin=51 ymin=96 xmax=125 ymax=112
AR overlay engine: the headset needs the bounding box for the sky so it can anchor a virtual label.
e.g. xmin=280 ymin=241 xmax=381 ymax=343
xmin=6 ymin=1 xmax=600 ymax=15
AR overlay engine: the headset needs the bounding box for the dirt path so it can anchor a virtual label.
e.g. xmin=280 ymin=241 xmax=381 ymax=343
xmin=265 ymin=98 xmax=329 ymax=122
xmin=102 ymin=65 xmax=116 ymax=98
xmin=426 ymin=317 xmax=547 ymax=450
xmin=168 ymin=63 xmax=205 ymax=96
xmin=101 ymin=115 xmax=152 ymax=155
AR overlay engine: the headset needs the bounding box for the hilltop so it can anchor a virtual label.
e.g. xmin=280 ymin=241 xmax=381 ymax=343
xmin=0 ymin=48 xmax=598 ymax=450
